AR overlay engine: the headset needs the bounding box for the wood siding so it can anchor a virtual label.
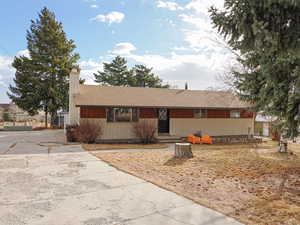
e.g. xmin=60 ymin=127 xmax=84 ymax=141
xmin=79 ymin=107 xmax=253 ymax=119
xmin=139 ymin=108 xmax=157 ymax=118
xmin=241 ymin=110 xmax=254 ymax=118
xmin=207 ymin=109 xmax=230 ymax=118
xmin=207 ymin=109 xmax=253 ymax=118
xmin=170 ymin=109 xmax=194 ymax=118
xmin=80 ymin=106 xmax=106 ymax=119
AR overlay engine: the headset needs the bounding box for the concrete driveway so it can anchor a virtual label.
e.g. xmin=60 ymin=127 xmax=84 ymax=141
xmin=0 ymin=130 xmax=242 ymax=225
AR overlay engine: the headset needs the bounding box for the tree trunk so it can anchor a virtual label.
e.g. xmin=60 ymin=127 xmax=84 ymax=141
xmin=45 ymin=110 xmax=48 ymax=128
xmin=175 ymin=143 xmax=193 ymax=158
xmin=50 ymin=111 xmax=58 ymax=128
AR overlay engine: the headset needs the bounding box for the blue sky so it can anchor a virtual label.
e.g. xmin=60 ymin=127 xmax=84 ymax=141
xmin=0 ymin=0 xmax=232 ymax=103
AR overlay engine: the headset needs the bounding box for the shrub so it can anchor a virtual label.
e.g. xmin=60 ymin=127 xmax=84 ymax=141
xmin=133 ymin=120 xmax=158 ymax=144
xmin=66 ymin=124 xmax=79 ymax=142
xmin=75 ymin=120 xmax=102 ymax=144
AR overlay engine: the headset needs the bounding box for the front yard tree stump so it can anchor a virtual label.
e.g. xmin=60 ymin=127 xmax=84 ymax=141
xmin=175 ymin=143 xmax=193 ymax=158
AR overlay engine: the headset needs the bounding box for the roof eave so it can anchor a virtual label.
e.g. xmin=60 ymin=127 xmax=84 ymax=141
xmin=75 ymin=104 xmax=251 ymax=110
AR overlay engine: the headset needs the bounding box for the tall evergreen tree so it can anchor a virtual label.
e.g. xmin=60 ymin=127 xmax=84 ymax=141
xmin=131 ymin=65 xmax=169 ymax=88
xmin=94 ymin=56 xmax=169 ymax=88
xmin=209 ymin=1 xmax=300 ymax=152
xmin=94 ymin=56 xmax=132 ymax=86
xmin=8 ymin=8 xmax=79 ymax=127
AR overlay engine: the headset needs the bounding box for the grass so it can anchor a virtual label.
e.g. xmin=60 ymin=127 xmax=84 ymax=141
xmin=82 ymin=143 xmax=168 ymax=151
xmin=92 ymin=141 xmax=300 ymax=225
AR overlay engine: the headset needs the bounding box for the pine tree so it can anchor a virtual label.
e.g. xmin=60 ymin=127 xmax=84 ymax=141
xmin=94 ymin=56 xmax=169 ymax=88
xmin=131 ymin=65 xmax=169 ymax=88
xmin=94 ymin=56 xmax=132 ymax=86
xmin=8 ymin=8 xmax=79 ymax=127
xmin=210 ymin=1 xmax=300 ymax=152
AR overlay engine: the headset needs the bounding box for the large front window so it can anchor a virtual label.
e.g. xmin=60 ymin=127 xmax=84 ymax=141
xmin=107 ymin=108 xmax=139 ymax=122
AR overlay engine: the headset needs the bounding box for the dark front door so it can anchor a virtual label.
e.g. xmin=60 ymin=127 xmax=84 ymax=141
xmin=158 ymin=108 xmax=169 ymax=133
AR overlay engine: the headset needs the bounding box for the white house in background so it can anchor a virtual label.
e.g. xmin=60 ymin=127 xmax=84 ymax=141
xmin=254 ymin=114 xmax=276 ymax=137
xmin=68 ymin=68 xmax=255 ymax=142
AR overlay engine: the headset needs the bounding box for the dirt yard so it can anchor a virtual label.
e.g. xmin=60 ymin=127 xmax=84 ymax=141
xmin=93 ymin=141 xmax=300 ymax=225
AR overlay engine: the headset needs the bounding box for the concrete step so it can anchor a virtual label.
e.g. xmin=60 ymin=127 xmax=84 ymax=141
xmin=157 ymin=135 xmax=183 ymax=143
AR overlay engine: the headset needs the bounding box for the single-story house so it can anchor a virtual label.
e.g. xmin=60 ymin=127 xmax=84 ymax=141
xmin=68 ymin=69 xmax=255 ymax=141
xmin=0 ymin=103 xmax=45 ymax=122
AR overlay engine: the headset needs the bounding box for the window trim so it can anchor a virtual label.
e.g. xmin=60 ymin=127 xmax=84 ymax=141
xmin=193 ymin=109 xmax=207 ymax=118
xmin=107 ymin=107 xmax=139 ymax=122
xmin=230 ymin=110 xmax=241 ymax=118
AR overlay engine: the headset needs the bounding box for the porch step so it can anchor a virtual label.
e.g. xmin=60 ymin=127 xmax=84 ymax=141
xmin=157 ymin=135 xmax=183 ymax=143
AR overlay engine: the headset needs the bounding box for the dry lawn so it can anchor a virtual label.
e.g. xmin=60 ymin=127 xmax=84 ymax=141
xmin=93 ymin=141 xmax=300 ymax=225
xmin=83 ymin=143 xmax=168 ymax=151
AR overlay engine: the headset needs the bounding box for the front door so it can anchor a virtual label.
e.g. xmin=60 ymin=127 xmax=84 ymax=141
xmin=158 ymin=108 xmax=169 ymax=133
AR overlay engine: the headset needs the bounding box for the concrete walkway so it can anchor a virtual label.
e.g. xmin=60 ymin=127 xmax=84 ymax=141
xmin=0 ymin=130 xmax=242 ymax=225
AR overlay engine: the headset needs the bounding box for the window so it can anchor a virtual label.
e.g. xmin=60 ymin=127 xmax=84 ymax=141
xmin=230 ymin=111 xmax=241 ymax=118
xmin=107 ymin=108 xmax=139 ymax=122
xmin=194 ymin=109 xmax=207 ymax=118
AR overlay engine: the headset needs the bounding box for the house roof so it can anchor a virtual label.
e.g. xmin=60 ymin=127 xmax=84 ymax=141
xmin=74 ymin=85 xmax=251 ymax=109
xmin=0 ymin=104 xmax=10 ymax=110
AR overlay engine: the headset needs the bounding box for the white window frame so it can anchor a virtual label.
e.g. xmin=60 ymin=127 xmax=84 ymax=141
xmin=230 ymin=110 xmax=241 ymax=118
xmin=107 ymin=108 xmax=139 ymax=122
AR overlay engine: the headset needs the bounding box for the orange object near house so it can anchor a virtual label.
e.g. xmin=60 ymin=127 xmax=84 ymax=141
xmin=187 ymin=135 xmax=200 ymax=144
xmin=187 ymin=134 xmax=194 ymax=143
xmin=201 ymin=134 xmax=213 ymax=144
xmin=187 ymin=134 xmax=213 ymax=144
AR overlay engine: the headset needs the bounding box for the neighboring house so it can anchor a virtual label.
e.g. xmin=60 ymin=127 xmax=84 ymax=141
xmin=0 ymin=104 xmax=10 ymax=121
xmin=0 ymin=103 xmax=45 ymax=123
xmin=254 ymin=114 xmax=276 ymax=137
xmin=68 ymin=69 xmax=255 ymax=141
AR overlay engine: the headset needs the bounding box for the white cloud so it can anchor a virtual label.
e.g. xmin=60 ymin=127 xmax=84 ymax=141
xmin=17 ymin=49 xmax=30 ymax=58
xmin=0 ymin=55 xmax=15 ymax=101
xmin=173 ymin=46 xmax=189 ymax=51
xmin=111 ymin=48 xmax=233 ymax=89
xmin=90 ymin=4 xmax=98 ymax=8
xmin=0 ymin=49 xmax=30 ymax=87
xmin=0 ymin=81 xmax=7 ymax=87
xmin=82 ymin=0 xmax=232 ymax=90
xmin=91 ymin=11 xmax=125 ymax=25
xmin=79 ymin=59 xmax=104 ymax=85
xmin=112 ymin=42 xmax=137 ymax=55
xmin=0 ymin=56 xmax=14 ymax=80
xmin=185 ymin=0 xmax=224 ymax=15
xmin=156 ymin=1 xmax=184 ymax=11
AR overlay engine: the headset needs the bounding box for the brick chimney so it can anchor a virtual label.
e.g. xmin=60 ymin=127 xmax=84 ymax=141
xmin=69 ymin=68 xmax=80 ymax=125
